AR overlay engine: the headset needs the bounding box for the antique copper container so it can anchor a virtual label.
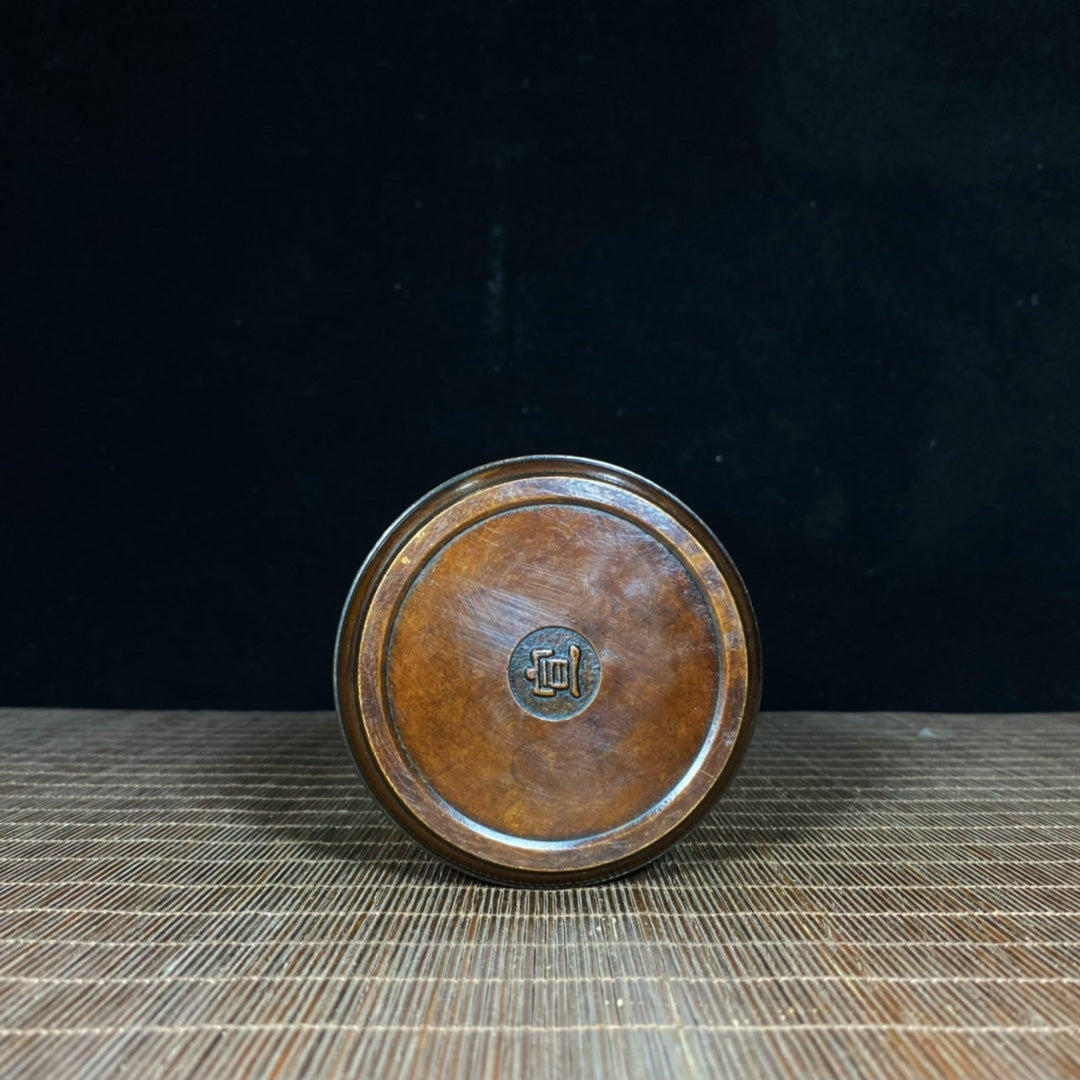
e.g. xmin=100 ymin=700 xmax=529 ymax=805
xmin=334 ymin=456 xmax=761 ymax=884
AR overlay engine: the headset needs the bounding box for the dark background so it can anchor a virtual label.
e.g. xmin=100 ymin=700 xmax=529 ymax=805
xmin=4 ymin=1 xmax=1078 ymax=711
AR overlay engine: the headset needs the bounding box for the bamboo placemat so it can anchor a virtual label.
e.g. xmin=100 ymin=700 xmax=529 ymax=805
xmin=0 ymin=708 xmax=1078 ymax=1078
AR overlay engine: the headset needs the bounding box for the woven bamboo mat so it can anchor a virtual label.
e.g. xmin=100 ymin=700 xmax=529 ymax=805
xmin=0 ymin=708 xmax=1078 ymax=1079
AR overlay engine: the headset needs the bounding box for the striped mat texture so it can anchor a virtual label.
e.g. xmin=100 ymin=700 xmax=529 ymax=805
xmin=0 ymin=708 xmax=1078 ymax=1079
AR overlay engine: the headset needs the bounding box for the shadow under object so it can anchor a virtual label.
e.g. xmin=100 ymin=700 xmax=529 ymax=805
xmin=334 ymin=456 xmax=761 ymax=885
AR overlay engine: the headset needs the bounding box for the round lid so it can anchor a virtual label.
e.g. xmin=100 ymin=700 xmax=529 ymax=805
xmin=334 ymin=456 xmax=761 ymax=885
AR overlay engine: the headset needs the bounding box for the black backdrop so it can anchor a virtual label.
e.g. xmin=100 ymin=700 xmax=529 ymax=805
xmin=5 ymin=0 xmax=1078 ymax=711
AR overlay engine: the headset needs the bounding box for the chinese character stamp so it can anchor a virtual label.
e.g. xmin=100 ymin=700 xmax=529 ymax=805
xmin=525 ymin=643 xmax=582 ymax=698
xmin=509 ymin=627 xmax=600 ymax=720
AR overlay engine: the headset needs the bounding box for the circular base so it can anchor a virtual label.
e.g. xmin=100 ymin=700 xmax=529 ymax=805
xmin=334 ymin=456 xmax=760 ymax=885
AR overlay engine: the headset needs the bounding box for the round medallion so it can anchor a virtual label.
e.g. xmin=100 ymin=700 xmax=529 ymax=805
xmin=507 ymin=626 xmax=601 ymax=721
xmin=334 ymin=456 xmax=761 ymax=885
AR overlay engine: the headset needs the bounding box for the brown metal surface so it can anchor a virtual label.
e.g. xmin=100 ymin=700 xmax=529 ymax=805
xmin=1 ymin=708 xmax=1079 ymax=1080
xmin=334 ymin=456 xmax=761 ymax=884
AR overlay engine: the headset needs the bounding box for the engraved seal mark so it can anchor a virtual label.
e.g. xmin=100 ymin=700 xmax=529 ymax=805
xmin=508 ymin=627 xmax=601 ymax=720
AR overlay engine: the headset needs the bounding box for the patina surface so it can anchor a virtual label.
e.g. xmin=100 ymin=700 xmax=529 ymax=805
xmin=334 ymin=456 xmax=761 ymax=884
